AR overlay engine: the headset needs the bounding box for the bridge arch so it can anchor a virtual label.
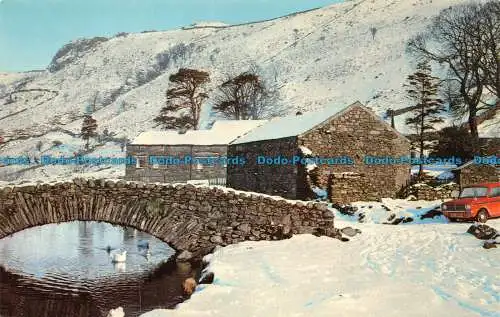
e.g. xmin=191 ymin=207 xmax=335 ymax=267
xmin=0 ymin=179 xmax=335 ymax=260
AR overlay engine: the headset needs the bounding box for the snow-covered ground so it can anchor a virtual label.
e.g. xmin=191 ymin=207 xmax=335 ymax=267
xmin=411 ymin=164 xmax=457 ymax=180
xmin=140 ymin=212 xmax=499 ymax=317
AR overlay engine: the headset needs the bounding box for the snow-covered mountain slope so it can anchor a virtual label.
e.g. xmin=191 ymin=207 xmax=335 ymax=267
xmin=0 ymin=0 xmax=497 ymax=181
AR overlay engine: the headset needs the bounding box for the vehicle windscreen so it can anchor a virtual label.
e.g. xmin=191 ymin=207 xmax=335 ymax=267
xmin=459 ymin=187 xmax=488 ymax=198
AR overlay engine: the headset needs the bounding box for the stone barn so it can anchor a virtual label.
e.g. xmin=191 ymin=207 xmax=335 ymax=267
xmin=452 ymin=161 xmax=500 ymax=189
xmin=126 ymin=120 xmax=266 ymax=184
xmin=227 ymin=101 xmax=411 ymax=203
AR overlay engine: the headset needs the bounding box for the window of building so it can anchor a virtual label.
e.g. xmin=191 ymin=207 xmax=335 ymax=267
xmin=135 ymin=156 xmax=146 ymax=168
xmin=149 ymin=155 xmax=159 ymax=169
xmin=194 ymin=156 xmax=218 ymax=169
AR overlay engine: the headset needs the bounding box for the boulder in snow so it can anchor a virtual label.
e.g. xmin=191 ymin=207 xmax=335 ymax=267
xmin=420 ymin=208 xmax=442 ymax=220
xmin=332 ymin=203 xmax=357 ymax=216
xmin=199 ymin=271 xmax=215 ymax=284
xmin=483 ymin=241 xmax=497 ymax=249
xmin=312 ymin=227 xmax=342 ymax=240
xmin=340 ymin=227 xmax=362 ymax=237
xmin=466 ymin=224 xmax=498 ymax=240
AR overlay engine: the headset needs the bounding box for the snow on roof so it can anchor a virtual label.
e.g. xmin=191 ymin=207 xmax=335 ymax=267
xmin=231 ymin=101 xmax=399 ymax=144
xmin=231 ymin=102 xmax=357 ymax=145
xmin=453 ymin=160 xmax=500 ymax=170
xmin=130 ymin=120 xmax=267 ymax=145
xmin=211 ymin=119 xmax=268 ymax=137
xmin=452 ymin=160 xmax=475 ymax=170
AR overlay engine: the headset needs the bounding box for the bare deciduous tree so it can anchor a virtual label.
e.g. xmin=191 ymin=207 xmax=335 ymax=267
xmin=213 ymin=63 xmax=284 ymax=120
xmin=154 ymin=68 xmax=210 ymax=130
xmin=408 ymin=1 xmax=499 ymax=139
xmin=477 ymin=1 xmax=500 ymax=98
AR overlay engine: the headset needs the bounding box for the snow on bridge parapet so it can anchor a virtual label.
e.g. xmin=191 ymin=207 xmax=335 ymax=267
xmin=0 ymin=177 xmax=330 ymax=208
xmin=0 ymin=178 xmax=336 ymax=260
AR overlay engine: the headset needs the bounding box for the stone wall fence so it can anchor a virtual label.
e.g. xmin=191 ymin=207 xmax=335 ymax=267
xmin=405 ymin=182 xmax=459 ymax=201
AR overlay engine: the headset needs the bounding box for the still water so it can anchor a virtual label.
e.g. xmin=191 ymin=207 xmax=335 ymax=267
xmin=0 ymin=221 xmax=198 ymax=317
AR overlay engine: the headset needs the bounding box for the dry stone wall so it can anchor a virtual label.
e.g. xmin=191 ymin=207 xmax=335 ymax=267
xmin=0 ymin=178 xmax=335 ymax=260
xmin=405 ymin=182 xmax=460 ymax=200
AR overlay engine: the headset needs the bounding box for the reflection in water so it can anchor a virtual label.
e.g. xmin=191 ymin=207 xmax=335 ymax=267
xmin=114 ymin=262 xmax=127 ymax=273
xmin=0 ymin=221 xmax=199 ymax=317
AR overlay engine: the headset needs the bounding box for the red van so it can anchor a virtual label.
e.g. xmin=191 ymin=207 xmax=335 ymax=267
xmin=441 ymin=182 xmax=500 ymax=223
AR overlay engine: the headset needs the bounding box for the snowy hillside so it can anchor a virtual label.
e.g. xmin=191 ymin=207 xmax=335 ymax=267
xmin=0 ymin=0 xmax=497 ymax=180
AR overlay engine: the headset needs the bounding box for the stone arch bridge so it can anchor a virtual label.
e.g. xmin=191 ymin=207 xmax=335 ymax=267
xmin=0 ymin=179 xmax=335 ymax=260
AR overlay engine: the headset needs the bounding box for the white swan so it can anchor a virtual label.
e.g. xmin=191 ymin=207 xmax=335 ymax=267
xmin=107 ymin=306 xmax=125 ymax=317
xmin=110 ymin=250 xmax=127 ymax=263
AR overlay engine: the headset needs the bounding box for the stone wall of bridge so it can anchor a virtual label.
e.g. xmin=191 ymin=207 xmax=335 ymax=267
xmin=0 ymin=179 xmax=335 ymax=260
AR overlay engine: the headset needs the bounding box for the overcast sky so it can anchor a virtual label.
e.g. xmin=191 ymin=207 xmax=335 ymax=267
xmin=0 ymin=0 xmax=343 ymax=72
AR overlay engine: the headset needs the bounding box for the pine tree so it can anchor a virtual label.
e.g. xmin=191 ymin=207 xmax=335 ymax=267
xmin=154 ymin=68 xmax=210 ymax=130
xmin=81 ymin=115 xmax=98 ymax=150
xmin=405 ymin=60 xmax=445 ymax=178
